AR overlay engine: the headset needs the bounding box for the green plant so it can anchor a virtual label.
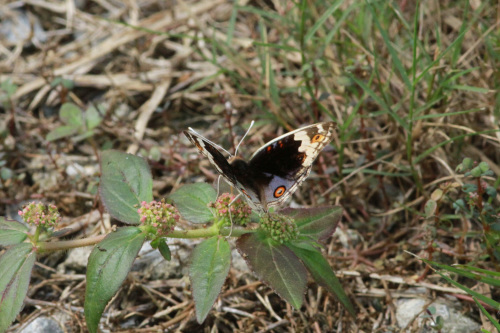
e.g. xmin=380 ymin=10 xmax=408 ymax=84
xmin=420 ymin=259 xmax=500 ymax=332
xmin=46 ymin=102 xmax=103 ymax=142
xmin=50 ymin=77 xmax=75 ymax=104
xmin=420 ymin=157 xmax=500 ymax=329
xmin=0 ymin=150 xmax=354 ymax=333
xmin=0 ymin=79 xmax=17 ymax=110
xmin=454 ymin=158 xmax=500 ymax=261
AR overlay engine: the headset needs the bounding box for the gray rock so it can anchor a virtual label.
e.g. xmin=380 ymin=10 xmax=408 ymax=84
xmin=57 ymin=246 xmax=92 ymax=273
xmin=0 ymin=10 xmax=47 ymax=46
xmin=132 ymin=239 xmax=194 ymax=280
xmin=396 ymin=298 xmax=481 ymax=333
xmin=19 ymin=316 xmax=63 ymax=333
xmin=231 ymin=247 xmax=248 ymax=272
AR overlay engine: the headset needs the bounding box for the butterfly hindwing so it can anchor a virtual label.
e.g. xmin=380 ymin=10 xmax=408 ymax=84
xmin=248 ymin=122 xmax=335 ymax=208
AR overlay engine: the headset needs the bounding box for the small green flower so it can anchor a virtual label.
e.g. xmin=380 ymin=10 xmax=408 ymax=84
xmin=208 ymin=193 xmax=252 ymax=226
xmin=260 ymin=213 xmax=299 ymax=243
xmin=138 ymin=199 xmax=180 ymax=236
xmin=19 ymin=202 xmax=61 ymax=228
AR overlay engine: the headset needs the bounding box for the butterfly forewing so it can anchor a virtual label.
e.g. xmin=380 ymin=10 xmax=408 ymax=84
xmin=183 ymin=130 xmax=238 ymax=186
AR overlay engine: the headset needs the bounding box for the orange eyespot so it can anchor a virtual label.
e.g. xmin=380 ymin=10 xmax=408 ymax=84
xmin=274 ymin=186 xmax=286 ymax=198
xmin=312 ymin=134 xmax=325 ymax=143
xmin=278 ymin=140 xmax=283 ymax=148
xmin=298 ymin=153 xmax=306 ymax=163
xmin=267 ymin=146 xmax=272 ymax=152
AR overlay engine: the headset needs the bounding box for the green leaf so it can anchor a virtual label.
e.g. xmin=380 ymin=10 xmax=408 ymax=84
xmin=148 ymin=146 xmax=161 ymax=162
xmin=50 ymin=77 xmax=63 ymax=87
xmin=1 ymin=78 xmax=18 ymax=97
xmin=461 ymin=157 xmax=474 ymax=170
xmin=85 ymin=105 xmax=103 ymax=130
xmin=424 ymin=200 xmax=437 ymax=217
xmin=60 ymin=102 xmax=83 ymax=126
xmin=421 ymin=258 xmax=500 ymax=311
xmin=280 ymin=206 xmax=342 ymax=241
xmin=72 ymin=130 xmax=96 ymax=143
xmin=304 ymin=0 xmax=344 ymax=43
xmin=190 ymin=236 xmax=231 ymax=323
xmin=61 ymin=78 xmax=75 ymax=89
xmin=0 ymin=217 xmax=28 ymax=245
xmin=151 ymin=238 xmax=171 ymax=261
xmin=425 ymin=260 xmax=500 ymax=288
xmin=170 ymin=183 xmax=216 ymax=224
xmin=478 ymin=161 xmax=490 ymax=173
xmin=369 ymin=4 xmax=411 ymax=89
xmin=470 ymin=166 xmax=482 ymax=178
xmin=0 ymin=243 xmax=36 ymax=332
xmin=289 ymin=242 xmax=356 ymax=317
xmin=85 ymin=227 xmax=146 ymax=333
xmin=236 ymin=231 xmax=307 ymax=309
xmin=253 ymin=42 xmax=300 ymax=52
xmin=449 ymin=85 xmax=491 ymax=94
xmin=46 ymin=125 xmax=79 ymax=141
xmin=473 ymin=296 xmax=500 ymax=331
xmin=99 ymin=150 xmax=153 ymax=224
xmin=433 ymin=269 xmax=500 ymax=311
xmin=0 ymin=167 xmax=13 ymax=180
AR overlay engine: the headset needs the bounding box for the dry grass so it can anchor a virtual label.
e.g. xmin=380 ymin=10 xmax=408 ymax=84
xmin=1 ymin=0 xmax=499 ymax=332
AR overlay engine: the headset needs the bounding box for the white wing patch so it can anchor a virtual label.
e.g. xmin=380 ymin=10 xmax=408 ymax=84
xmin=293 ymin=122 xmax=334 ymax=166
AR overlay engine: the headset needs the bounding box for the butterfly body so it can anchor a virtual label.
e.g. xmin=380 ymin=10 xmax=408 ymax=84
xmin=184 ymin=122 xmax=335 ymax=212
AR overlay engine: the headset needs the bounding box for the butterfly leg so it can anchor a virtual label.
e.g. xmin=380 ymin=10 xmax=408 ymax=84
xmin=216 ymin=175 xmax=222 ymax=197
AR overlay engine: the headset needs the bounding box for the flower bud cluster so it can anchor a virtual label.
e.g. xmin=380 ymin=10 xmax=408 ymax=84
xmin=208 ymin=193 xmax=252 ymax=225
xmin=18 ymin=202 xmax=61 ymax=228
xmin=138 ymin=200 xmax=180 ymax=236
xmin=260 ymin=213 xmax=298 ymax=243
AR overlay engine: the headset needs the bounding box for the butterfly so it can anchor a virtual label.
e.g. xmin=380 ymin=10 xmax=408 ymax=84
xmin=184 ymin=122 xmax=336 ymax=212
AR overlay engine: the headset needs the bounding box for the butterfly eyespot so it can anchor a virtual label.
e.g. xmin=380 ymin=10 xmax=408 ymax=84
xmin=278 ymin=140 xmax=283 ymax=148
xmin=312 ymin=134 xmax=325 ymax=143
xmin=267 ymin=146 xmax=272 ymax=152
xmin=274 ymin=186 xmax=286 ymax=198
xmin=298 ymin=153 xmax=306 ymax=163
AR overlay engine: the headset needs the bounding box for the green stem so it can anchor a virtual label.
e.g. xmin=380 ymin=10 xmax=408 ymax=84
xmin=407 ymin=0 xmax=424 ymax=195
xmin=32 ymin=226 xmax=42 ymax=244
xmin=37 ymin=235 xmax=106 ymax=252
xmin=36 ymin=226 xmax=253 ymax=252
xmin=168 ymin=225 xmax=252 ymax=238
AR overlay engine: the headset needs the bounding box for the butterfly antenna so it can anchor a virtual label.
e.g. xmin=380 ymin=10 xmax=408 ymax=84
xmin=188 ymin=127 xmax=233 ymax=156
xmin=234 ymin=121 xmax=255 ymax=156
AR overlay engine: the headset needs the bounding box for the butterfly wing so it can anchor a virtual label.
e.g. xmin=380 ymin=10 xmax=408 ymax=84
xmin=248 ymin=121 xmax=336 ymax=208
xmin=183 ymin=130 xmax=238 ymax=186
xmin=184 ymin=129 xmax=264 ymax=209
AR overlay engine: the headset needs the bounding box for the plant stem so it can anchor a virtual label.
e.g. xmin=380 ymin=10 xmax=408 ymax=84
xmin=168 ymin=225 xmax=252 ymax=238
xmin=37 ymin=235 xmax=106 ymax=252
xmin=35 ymin=226 xmax=253 ymax=252
xmin=32 ymin=226 xmax=42 ymax=244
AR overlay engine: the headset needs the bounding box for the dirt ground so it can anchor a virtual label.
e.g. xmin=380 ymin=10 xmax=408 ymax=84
xmin=1 ymin=0 xmax=499 ymax=332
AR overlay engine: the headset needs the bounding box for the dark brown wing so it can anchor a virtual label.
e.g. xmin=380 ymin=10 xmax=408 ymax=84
xmin=183 ymin=130 xmax=237 ymax=186
xmin=248 ymin=122 xmax=336 ymax=179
